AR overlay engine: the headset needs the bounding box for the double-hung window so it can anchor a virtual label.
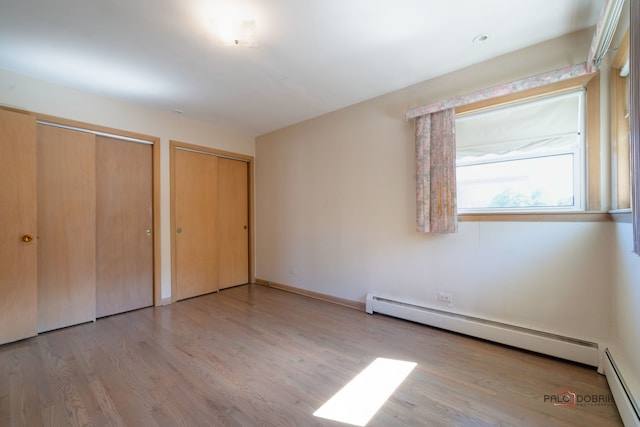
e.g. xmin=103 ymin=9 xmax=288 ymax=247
xmin=455 ymin=90 xmax=586 ymax=213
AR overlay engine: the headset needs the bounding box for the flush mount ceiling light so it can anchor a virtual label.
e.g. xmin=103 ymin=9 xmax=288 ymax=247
xmin=211 ymin=19 xmax=257 ymax=47
xmin=208 ymin=4 xmax=258 ymax=47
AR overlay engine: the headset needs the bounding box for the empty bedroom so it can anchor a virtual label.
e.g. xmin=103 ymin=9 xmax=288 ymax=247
xmin=1 ymin=0 xmax=639 ymax=426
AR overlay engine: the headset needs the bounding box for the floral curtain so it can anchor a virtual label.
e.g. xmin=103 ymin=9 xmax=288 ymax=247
xmin=415 ymin=108 xmax=457 ymax=233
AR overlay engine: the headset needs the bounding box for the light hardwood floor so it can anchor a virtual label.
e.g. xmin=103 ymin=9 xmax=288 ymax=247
xmin=0 ymin=284 xmax=622 ymax=426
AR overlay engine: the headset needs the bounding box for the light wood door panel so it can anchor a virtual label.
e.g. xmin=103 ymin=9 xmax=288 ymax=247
xmin=175 ymin=149 xmax=219 ymax=300
xmin=218 ymin=158 xmax=249 ymax=289
xmin=96 ymin=136 xmax=153 ymax=318
xmin=0 ymin=109 xmax=38 ymax=345
xmin=37 ymin=124 xmax=96 ymax=332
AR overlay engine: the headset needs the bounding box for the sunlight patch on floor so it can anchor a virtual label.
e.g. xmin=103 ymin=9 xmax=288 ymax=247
xmin=313 ymin=357 xmax=417 ymax=426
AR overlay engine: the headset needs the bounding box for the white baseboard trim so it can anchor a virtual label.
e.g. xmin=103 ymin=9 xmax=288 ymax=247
xmin=366 ymin=293 xmax=599 ymax=367
xmin=604 ymin=349 xmax=640 ymax=427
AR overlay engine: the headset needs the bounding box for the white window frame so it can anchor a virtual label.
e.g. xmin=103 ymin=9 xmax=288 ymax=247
xmin=455 ymin=90 xmax=586 ymax=214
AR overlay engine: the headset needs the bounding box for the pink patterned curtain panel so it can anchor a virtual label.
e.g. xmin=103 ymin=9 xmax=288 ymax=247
xmin=415 ymin=108 xmax=457 ymax=234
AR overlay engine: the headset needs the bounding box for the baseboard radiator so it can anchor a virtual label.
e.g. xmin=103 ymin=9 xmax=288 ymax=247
xmin=604 ymin=349 xmax=640 ymax=427
xmin=365 ymin=293 xmax=599 ymax=367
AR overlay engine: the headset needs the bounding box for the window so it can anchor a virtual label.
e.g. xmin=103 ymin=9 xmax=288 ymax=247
xmin=455 ymin=90 xmax=585 ymax=213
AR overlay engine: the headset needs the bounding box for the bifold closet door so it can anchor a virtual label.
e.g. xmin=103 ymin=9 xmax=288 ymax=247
xmin=37 ymin=124 xmax=96 ymax=333
xmin=175 ymin=149 xmax=219 ymax=300
xmin=218 ymin=157 xmax=249 ymax=289
xmin=0 ymin=109 xmax=38 ymax=345
xmin=96 ymin=136 xmax=153 ymax=318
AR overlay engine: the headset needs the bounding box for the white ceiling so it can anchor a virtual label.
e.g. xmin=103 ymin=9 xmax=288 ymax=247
xmin=0 ymin=0 xmax=603 ymax=136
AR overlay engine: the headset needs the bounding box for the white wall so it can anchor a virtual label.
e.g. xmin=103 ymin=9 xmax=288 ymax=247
xmin=255 ymin=27 xmax=614 ymax=344
xmin=612 ymin=223 xmax=640 ymax=407
xmin=0 ymin=67 xmax=255 ymax=301
xmin=606 ymin=3 xmax=640 ymax=412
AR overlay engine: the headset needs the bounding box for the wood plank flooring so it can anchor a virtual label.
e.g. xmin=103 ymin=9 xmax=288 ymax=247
xmin=0 ymin=284 xmax=622 ymax=426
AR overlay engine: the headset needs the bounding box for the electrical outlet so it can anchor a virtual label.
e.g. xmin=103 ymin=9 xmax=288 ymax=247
xmin=438 ymin=292 xmax=453 ymax=303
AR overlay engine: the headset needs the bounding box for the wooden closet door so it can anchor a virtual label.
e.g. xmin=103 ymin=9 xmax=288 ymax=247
xmin=218 ymin=158 xmax=249 ymax=289
xmin=96 ymin=136 xmax=153 ymax=318
xmin=37 ymin=125 xmax=96 ymax=333
xmin=0 ymin=109 xmax=38 ymax=345
xmin=175 ymin=149 xmax=219 ymax=300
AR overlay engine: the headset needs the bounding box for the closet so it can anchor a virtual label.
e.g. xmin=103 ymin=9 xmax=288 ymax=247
xmin=95 ymin=136 xmax=153 ymax=318
xmin=37 ymin=125 xmax=96 ymax=332
xmin=217 ymin=157 xmax=249 ymax=287
xmin=37 ymin=124 xmax=154 ymax=332
xmin=172 ymin=144 xmax=250 ymax=301
xmin=0 ymin=108 xmax=154 ymax=343
xmin=174 ymin=148 xmax=219 ymax=300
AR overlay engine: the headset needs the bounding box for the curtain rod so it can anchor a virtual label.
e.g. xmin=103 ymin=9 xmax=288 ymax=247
xmin=405 ymin=62 xmax=593 ymax=120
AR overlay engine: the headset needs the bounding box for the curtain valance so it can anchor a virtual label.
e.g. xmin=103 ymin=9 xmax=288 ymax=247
xmin=405 ymin=62 xmax=592 ymax=121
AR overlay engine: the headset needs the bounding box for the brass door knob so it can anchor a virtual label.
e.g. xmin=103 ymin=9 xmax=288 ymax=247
xmin=22 ymin=234 xmax=34 ymax=243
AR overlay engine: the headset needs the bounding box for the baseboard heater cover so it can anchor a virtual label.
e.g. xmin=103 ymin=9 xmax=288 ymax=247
xmin=604 ymin=349 xmax=640 ymax=427
xmin=366 ymin=293 xmax=599 ymax=367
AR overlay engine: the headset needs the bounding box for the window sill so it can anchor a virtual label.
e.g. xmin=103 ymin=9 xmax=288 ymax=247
xmin=609 ymin=209 xmax=632 ymax=223
xmin=458 ymin=211 xmax=611 ymax=222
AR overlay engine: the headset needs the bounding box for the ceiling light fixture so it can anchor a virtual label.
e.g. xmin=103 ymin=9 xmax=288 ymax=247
xmin=212 ymin=19 xmax=257 ymax=47
xmin=208 ymin=4 xmax=257 ymax=47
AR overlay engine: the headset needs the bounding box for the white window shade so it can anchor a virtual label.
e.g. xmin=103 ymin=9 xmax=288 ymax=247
xmin=456 ymin=91 xmax=583 ymax=160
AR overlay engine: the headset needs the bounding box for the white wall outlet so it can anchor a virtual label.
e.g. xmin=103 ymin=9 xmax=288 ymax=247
xmin=438 ymin=292 xmax=453 ymax=304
